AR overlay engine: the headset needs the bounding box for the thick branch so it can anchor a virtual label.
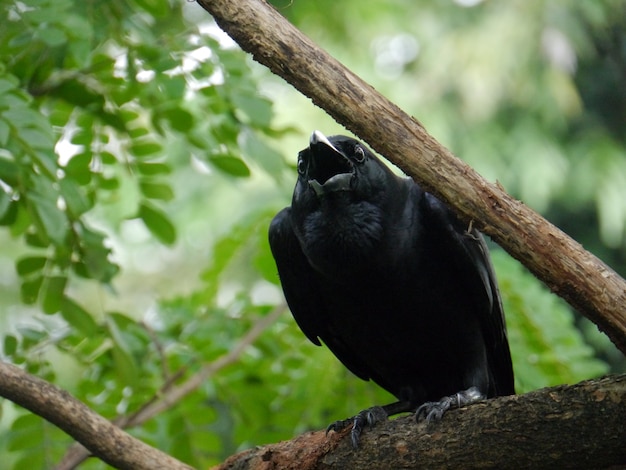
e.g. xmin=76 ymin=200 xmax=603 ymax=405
xmin=196 ymin=0 xmax=626 ymax=354
xmin=214 ymin=374 xmax=626 ymax=469
xmin=0 ymin=361 xmax=193 ymax=470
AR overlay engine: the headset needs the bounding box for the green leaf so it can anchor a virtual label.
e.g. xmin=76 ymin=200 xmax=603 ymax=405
xmin=8 ymin=414 xmax=43 ymax=452
xmin=9 ymin=203 xmax=30 ymax=237
xmin=37 ymin=27 xmax=67 ymax=47
xmin=4 ymin=335 xmax=17 ymax=356
xmin=63 ymin=13 xmax=94 ymax=42
xmin=130 ymin=141 xmax=162 ymax=157
xmin=136 ymin=43 xmax=161 ymax=61
xmin=106 ymin=313 xmax=139 ymax=386
xmin=64 ymin=152 xmax=92 ymax=185
xmin=0 ymin=191 xmax=13 ymax=223
xmin=139 ymin=179 xmax=174 ymax=201
xmin=97 ymin=175 xmax=120 ymax=190
xmin=100 ymin=111 xmax=127 ymax=131
xmin=16 ymin=256 xmax=47 ymax=276
xmin=73 ymin=225 xmax=118 ymax=282
xmin=160 ymin=76 xmax=186 ymax=98
xmin=24 ymin=230 xmax=48 ymax=248
xmin=111 ymin=344 xmax=139 ymax=387
xmin=56 ymin=79 xmax=105 ymax=110
xmin=120 ymin=109 xmax=140 ymax=123
xmin=99 ymin=151 xmax=118 ymax=165
xmin=68 ymin=34 xmax=91 ymax=69
xmin=41 ymin=275 xmax=67 ymax=314
xmin=188 ymin=129 xmax=210 ymax=149
xmin=128 ymin=126 xmax=151 ymax=139
xmin=59 ymin=178 xmax=92 ymax=216
xmin=160 ymin=107 xmax=193 ymax=132
xmin=20 ymin=275 xmax=43 ymax=304
xmin=48 ymin=101 xmax=73 ymax=127
xmin=31 ymin=150 xmax=58 ymax=180
xmin=21 ymin=128 xmax=54 ymax=150
xmin=138 ymin=201 xmax=176 ymax=245
xmin=239 ymin=129 xmax=284 ymax=176
xmin=60 ymin=297 xmax=99 ymax=336
xmin=210 ymin=155 xmax=251 ymax=178
xmin=0 ymin=156 xmax=20 ymax=187
xmin=28 ymin=191 xmax=68 ymax=246
xmin=70 ymin=130 xmax=93 ymax=146
xmin=133 ymin=0 xmax=170 ymax=18
xmin=0 ymin=78 xmax=17 ymax=95
xmin=110 ymin=84 xmax=137 ymax=107
xmin=0 ymin=119 xmax=9 ymax=145
xmin=136 ymin=162 xmax=171 ymax=175
xmin=231 ymin=93 xmax=273 ymax=127
xmin=0 ymin=202 xmax=17 ymax=227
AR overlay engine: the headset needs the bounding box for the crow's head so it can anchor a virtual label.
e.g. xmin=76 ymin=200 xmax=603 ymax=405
xmin=294 ymin=131 xmax=394 ymax=203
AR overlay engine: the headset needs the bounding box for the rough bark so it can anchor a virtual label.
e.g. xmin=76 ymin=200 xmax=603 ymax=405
xmin=195 ymin=0 xmax=626 ymax=355
xmin=213 ymin=374 xmax=626 ymax=470
xmin=0 ymin=361 xmax=193 ymax=470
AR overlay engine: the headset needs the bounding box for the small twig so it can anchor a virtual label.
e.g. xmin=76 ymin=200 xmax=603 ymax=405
xmin=141 ymin=319 xmax=172 ymax=380
xmin=116 ymin=366 xmax=189 ymax=429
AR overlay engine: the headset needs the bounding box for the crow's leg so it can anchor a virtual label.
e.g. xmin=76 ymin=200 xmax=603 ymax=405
xmin=415 ymin=386 xmax=485 ymax=422
xmin=327 ymin=400 xmax=414 ymax=448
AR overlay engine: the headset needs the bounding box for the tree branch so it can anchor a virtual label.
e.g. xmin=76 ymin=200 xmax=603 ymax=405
xmin=213 ymin=374 xmax=626 ymax=469
xmin=195 ymin=0 xmax=626 ymax=354
xmin=0 ymin=360 xmax=193 ymax=470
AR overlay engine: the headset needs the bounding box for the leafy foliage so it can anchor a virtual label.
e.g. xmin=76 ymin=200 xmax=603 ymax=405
xmin=0 ymin=0 xmax=623 ymax=469
xmin=493 ymin=251 xmax=608 ymax=392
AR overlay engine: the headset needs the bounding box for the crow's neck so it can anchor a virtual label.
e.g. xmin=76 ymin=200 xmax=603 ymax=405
xmin=297 ymin=193 xmax=388 ymax=280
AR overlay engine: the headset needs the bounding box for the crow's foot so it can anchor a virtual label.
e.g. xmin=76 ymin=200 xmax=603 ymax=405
xmin=326 ymin=405 xmax=388 ymax=448
xmin=415 ymin=386 xmax=485 ymax=422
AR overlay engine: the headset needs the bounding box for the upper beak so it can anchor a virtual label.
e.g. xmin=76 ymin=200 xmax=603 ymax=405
xmin=310 ymin=130 xmax=340 ymax=153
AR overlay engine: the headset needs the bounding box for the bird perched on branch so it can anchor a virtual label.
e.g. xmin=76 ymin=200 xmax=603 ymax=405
xmin=269 ymin=131 xmax=514 ymax=447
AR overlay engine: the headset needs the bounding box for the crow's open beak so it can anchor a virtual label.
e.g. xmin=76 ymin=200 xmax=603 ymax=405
xmin=308 ymin=130 xmax=354 ymax=196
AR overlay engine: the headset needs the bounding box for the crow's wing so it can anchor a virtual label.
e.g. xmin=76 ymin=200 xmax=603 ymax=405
xmin=268 ymin=207 xmax=373 ymax=381
xmin=421 ymin=193 xmax=515 ymax=396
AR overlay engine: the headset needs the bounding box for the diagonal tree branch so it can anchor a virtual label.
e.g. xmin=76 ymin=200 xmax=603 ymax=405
xmin=195 ymin=0 xmax=626 ymax=354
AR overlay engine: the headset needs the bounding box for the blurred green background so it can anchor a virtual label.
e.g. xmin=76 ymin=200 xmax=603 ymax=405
xmin=0 ymin=0 xmax=624 ymax=467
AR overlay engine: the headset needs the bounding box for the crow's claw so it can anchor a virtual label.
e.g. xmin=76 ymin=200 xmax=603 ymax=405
xmin=415 ymin=386 xmax=485 ymax=422
xmin=326 ymin=405 xmax=388 ymax=448
xmin=326 ymin=418 xmax=352 ymax=435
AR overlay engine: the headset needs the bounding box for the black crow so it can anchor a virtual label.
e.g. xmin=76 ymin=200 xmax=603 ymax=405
xmin=269 ymin=131 xmax=514 ymax=447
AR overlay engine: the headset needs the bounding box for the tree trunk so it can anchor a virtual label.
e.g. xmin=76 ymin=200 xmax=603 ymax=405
xmin=214 ymin=374 xmax=626 ymax=470
xmin=195 ymin=0 xmax=626 ymax=355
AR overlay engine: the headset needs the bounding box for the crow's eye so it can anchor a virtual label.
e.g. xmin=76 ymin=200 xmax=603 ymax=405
xmin=297 ymin=157 xmax=306 ymax=175
xmin=354 ymin=146 xmax=366 ymax=163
